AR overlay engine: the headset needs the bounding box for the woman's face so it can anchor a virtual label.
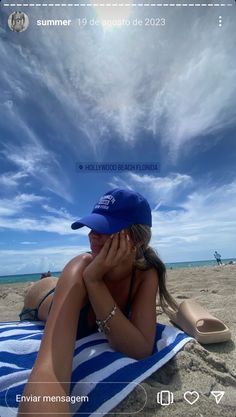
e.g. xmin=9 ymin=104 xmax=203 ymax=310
xmin=88 ymin=229 xmax=132 ymax=256
xmin=88 ymin=230 xmax=111 ymax=255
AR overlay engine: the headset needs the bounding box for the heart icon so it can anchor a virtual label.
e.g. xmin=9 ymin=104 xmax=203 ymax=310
xmin=183 ymin=391 xmax=199 ymax=405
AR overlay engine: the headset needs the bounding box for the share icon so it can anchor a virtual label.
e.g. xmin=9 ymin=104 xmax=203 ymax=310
xmin=210 ymin=391 xmax=225 ymax=404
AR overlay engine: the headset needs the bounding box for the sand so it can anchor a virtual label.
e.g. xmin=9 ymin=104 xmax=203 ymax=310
xmin=1 ymin=265 xmax=236 ymax=417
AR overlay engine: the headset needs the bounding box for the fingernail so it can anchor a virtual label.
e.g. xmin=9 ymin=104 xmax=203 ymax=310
xmin=126 ymin=234 xmax=130 ymax=241
xmin=110 ymin=234 xmax=114 ymax=239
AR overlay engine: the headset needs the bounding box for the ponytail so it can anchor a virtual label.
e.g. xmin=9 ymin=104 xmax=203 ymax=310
xmin=143 ymin=246 xmax=178 ymax=313
xmin=129 ymin=225 xmax=178 ymax=314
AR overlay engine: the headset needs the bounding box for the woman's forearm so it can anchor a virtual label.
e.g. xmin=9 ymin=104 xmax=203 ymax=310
xmin=17 ymin=369 xmax=71 ymax=416
xmin=18 ymin=268 xmax=87 ymax=416
xmin=34 ymin=281 xmax=84 ymax=380
xmin=84 ymin=280 xmax=151 ymax=359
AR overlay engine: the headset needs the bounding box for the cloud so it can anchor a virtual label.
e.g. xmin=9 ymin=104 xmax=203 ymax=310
xmin=0 ymin=51 xmax=73 ymax=202
xmin=149 ymin=180 xmax=236 ymax=261
xmin=1 ymin=8 xmax=235 ymax=159
xmin=0 ymin=194 xmax=90 ymax=236
xmin=42 ymin=204 xmax=72 ymax=219
xmin=1 ymin=175 xmax=235 ymax=272
xmin=0 ymin=171 xmax=28 ymax=188
xmin=149 ymin=43 xmax=236 ymax=156
xmin=0 ymin=194 xmax=45 ymax=217
xmin=0 ymin=7 xmax=236 ymax=271
xmin=107 ymin=176 xmax=134 ymax=191
xmin=0 ymin=245 xmax=89 ymax=275
xmin=0 ymin=214 xmax=87 ymax=235
xmin=1 ymin=141 xmax=73 ymax=202
xmin=109 ymin=172 xmax=236 ymax=262
xmin=20 ymin=241 xmax=37 ymax=245
xmin=109 ymin=172 xmax=193 ymax=206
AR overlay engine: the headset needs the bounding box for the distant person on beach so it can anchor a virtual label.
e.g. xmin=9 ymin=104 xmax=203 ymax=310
xmin=40 ymin=271 xmax=52 ymax=279
xmin=18 ymin=188 xmax=178 ymax=416
xmin=214 ymin=251 xmax=222 ymax=265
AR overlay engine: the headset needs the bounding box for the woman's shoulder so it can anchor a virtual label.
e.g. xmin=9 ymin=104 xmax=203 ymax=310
xmin=77 ymin=251 xmax=92 ymax=258
xmin=135 ymin=267 xmax=159 ymax=282
xmin=133 ymin=267 xmax=158 ymax=296
xmin=63 ymin=253 xmax=94 ymax=272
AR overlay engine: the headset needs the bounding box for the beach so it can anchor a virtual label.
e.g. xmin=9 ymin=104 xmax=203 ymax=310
xmin=1 ymin=265 xmax=236 ymax=417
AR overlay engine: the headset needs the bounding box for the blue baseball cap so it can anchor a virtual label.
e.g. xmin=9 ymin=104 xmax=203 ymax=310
xmin=71 ymin=188 xmax=152 ymax=234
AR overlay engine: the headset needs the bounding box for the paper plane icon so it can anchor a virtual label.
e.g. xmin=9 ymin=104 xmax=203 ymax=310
xmin=210 ymin=391 xmax=225 ymax=404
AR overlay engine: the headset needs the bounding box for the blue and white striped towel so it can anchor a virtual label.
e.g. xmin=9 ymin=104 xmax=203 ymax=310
xmin=0 ymin=320 xmax=193 ymax=416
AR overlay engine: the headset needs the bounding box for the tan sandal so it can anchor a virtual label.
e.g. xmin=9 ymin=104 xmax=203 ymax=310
xmin=166 ymin=299 xmax=231 ymax=344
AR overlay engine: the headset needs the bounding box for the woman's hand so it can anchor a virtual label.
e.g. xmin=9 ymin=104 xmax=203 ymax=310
xmin=83 ymin=230 xmax=134 ymax=283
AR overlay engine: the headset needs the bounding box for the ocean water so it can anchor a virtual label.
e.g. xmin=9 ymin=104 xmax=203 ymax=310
xmin=0 ymin=272 xmax=61 ymax=285
xmin=0 ymin=259 xmax=235 ymax=285
xmin=166 ymin=258 xmax=236 ymax=270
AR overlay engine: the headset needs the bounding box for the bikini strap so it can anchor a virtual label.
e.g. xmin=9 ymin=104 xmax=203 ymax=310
xmin=36 ymin=287 xmax=56 ymax=310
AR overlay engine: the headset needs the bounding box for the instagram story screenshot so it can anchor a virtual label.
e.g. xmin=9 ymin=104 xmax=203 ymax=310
xmin=0 ymin=1 xmax=236 ymax=416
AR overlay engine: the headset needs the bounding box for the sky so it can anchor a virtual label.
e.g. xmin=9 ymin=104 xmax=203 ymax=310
xmin=0 ymin=3 xmax=236 ymax=275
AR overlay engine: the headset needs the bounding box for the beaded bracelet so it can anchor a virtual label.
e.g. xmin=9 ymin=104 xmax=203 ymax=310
xmin=96 ymin=305 xmax=117 ymax=333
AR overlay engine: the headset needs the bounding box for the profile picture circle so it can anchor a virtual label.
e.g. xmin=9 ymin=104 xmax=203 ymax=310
xmin=8 ymin=11 xmax=29 ymax=32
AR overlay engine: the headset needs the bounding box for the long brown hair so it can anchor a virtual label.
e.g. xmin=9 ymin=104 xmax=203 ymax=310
xmin=128 ymin=224 xmax=178 ymax=313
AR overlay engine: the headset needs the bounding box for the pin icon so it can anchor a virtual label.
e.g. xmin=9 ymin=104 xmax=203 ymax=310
xmin=211 ymin=391 xmax=225 ymax=404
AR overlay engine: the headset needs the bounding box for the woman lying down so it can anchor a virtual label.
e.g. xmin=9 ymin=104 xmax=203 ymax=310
xmin=18 ymin=188 xmax=177 ymax=416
